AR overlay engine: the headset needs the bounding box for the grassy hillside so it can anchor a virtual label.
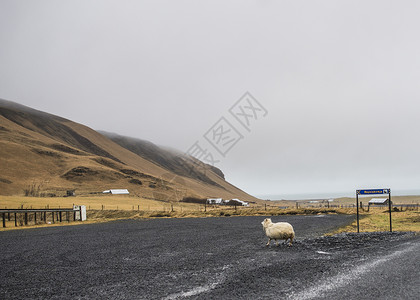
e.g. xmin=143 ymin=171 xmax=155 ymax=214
xmin=0 ymin=99 xmax=260 ymax=203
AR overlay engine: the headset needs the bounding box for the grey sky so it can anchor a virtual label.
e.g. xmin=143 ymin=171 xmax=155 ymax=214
xmin=1 ymin=1 xmax=420 ymax=198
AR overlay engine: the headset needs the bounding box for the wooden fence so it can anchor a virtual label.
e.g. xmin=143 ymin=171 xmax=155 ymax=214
xmin=1 ymin=208 xmax=83 ymax=228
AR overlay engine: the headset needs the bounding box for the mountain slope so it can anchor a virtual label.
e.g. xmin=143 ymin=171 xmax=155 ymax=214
xmin=0 ymin=99 xmax=122 ymax=162
xmin=99 ymin=131 xmax=225 ymax=183
xmin=0 ymin=99 xmax=259 ymax=202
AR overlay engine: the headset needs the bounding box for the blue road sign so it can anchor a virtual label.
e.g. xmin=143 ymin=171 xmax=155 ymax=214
xmin=357 ymin=189 xmax=390 ymax=195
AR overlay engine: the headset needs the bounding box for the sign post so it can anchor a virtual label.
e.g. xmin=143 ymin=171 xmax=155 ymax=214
xmin=356 ymin=189 xmax=391 ymax=233
xmin=356 ymin=192 xmax=359 ymax=233
xmin=388 ymin=190 xmax=392 ymax=232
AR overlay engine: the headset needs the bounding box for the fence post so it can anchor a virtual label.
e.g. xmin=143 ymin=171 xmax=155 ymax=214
xmin=34 ymin=212 xmax=37 ymax=224
xmin=14 ymin=213 xmax=17 ymax=227
xmin=25 ymin=212 xmax=28 ymax=225
xmin=2 ymin=213 xmax=5 ymax=228
xmin=59 ymin=211 xmax=62 ymax=222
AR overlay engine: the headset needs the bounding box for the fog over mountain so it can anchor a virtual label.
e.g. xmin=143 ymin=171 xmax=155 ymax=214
xmin=1 ymin=1 xmax=420 ymax=198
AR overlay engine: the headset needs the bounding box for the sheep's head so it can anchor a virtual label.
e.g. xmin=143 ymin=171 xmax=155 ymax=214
xmin=261 ymin=218 xmax=272 ymax=228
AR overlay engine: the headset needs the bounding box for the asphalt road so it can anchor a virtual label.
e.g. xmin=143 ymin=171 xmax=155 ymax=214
xmin=0 ymin=215 xmax=418 ymax=299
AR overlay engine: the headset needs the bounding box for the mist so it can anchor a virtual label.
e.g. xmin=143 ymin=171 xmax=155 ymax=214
xmin=1 ymin=0 xmax=420 ymax=198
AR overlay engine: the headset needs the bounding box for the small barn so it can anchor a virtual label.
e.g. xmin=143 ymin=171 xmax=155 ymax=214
xmin=103 ymin=189 xmax=129 ymax=195
xmin=207 ymin=198 xmax=223 ymax=205
xmin=369 ymin=198 xmax=389 ymax=205
xmin=229 ymin=198 xmax=249 ymax=207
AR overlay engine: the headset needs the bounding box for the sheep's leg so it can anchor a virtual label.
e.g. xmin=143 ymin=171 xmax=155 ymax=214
xmin=275 ymin=239 xmax=280 ymax=246
xmin=288 ymin=236 xmax=294 ymax=246
xmin=266 ymin=238 xmax=271 ymax=247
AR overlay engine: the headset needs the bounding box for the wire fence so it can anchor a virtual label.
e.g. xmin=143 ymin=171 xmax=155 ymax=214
xmin=2 ymin=202 xmax=419 ymax=212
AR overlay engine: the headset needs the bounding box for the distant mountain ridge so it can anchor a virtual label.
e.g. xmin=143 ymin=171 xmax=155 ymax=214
xmin=0 ymin=98 xmax=258 ymax=202
xmin=99 ymin=131 xmax=225 ymax=182
xmin=0 ymin=99 xmax=122 ymax=162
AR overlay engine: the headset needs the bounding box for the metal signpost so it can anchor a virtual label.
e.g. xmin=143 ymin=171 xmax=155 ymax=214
xmin=356 ymin=188 xmax=391 ymax=233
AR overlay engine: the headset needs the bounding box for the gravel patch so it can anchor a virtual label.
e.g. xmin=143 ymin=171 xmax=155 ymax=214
xmin=0 ymin=215 xmax=418 ymax=299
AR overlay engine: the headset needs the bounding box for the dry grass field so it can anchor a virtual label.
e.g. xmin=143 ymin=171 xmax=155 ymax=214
xmin=275 ymin=195 xmax=420 ymax=208
xmin=1 ymin=195 xmax=419 ymax=232
xmin=332 ymin=210 xmax=420 ymax=233
xmin=0 ymin=195 xmax=201 ymax=211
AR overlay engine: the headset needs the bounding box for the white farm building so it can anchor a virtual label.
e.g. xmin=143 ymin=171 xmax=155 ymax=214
xmin=207 ymin=198 xmax=224 ymax=205
xmin=230 ymin=199 xmax=249 ymax=207
xmin=368 ymin=198 xmax=389 ymax=205
xmin=103 ymin=189 xmax=129 ymax=195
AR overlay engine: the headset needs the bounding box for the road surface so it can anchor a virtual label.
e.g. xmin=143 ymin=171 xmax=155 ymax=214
xmin=0 ymin=215 xmax=418 ymax=299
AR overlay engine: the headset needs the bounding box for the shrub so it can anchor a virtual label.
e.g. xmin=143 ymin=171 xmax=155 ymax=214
xmin=129 ymin=179 xmax=142 ymax=185
xmin=150 ymin=213 xmax=171 ymax=218
xmin=181 ymin=197 xmax=207 ymax=204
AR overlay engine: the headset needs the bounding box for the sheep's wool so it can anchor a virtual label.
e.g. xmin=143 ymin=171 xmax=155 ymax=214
xmin=261 ymin=218 xmax=295 ymax=246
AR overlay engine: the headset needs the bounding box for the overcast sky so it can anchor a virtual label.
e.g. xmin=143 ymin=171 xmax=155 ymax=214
xmin=1 ymin=1 xmax=420 ymax=199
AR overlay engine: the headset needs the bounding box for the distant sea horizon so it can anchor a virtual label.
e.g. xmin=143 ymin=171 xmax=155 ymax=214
xmin=256 ymin=189 xmax=420 ymax=201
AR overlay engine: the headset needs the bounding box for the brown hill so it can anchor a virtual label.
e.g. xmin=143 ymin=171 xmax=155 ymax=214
xmin=98 ymin=131 xmax=225 ymax=184
xmin=0 ymin=99 xmax=259 ymax=203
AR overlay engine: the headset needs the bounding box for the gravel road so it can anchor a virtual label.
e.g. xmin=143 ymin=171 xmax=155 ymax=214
xmin=0 ymin=214 xmax=418 ymax=299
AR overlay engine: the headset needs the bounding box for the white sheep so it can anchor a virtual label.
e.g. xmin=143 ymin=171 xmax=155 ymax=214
xmin=261 ymin=218 xmax=295 ymax=247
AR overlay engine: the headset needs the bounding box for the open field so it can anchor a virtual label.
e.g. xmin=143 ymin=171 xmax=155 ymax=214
xmin=1 ymin=195 xmax=419 ymax=232
xmin=0 ymin=195 xmax=202 ymax=211
xmin=274 ymin=195 xmax=420 ymax=208
xmin=2 ymin=194 xmax=419 ymax=210
xmin=332 ymin=210 xmax=420 ymax=233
